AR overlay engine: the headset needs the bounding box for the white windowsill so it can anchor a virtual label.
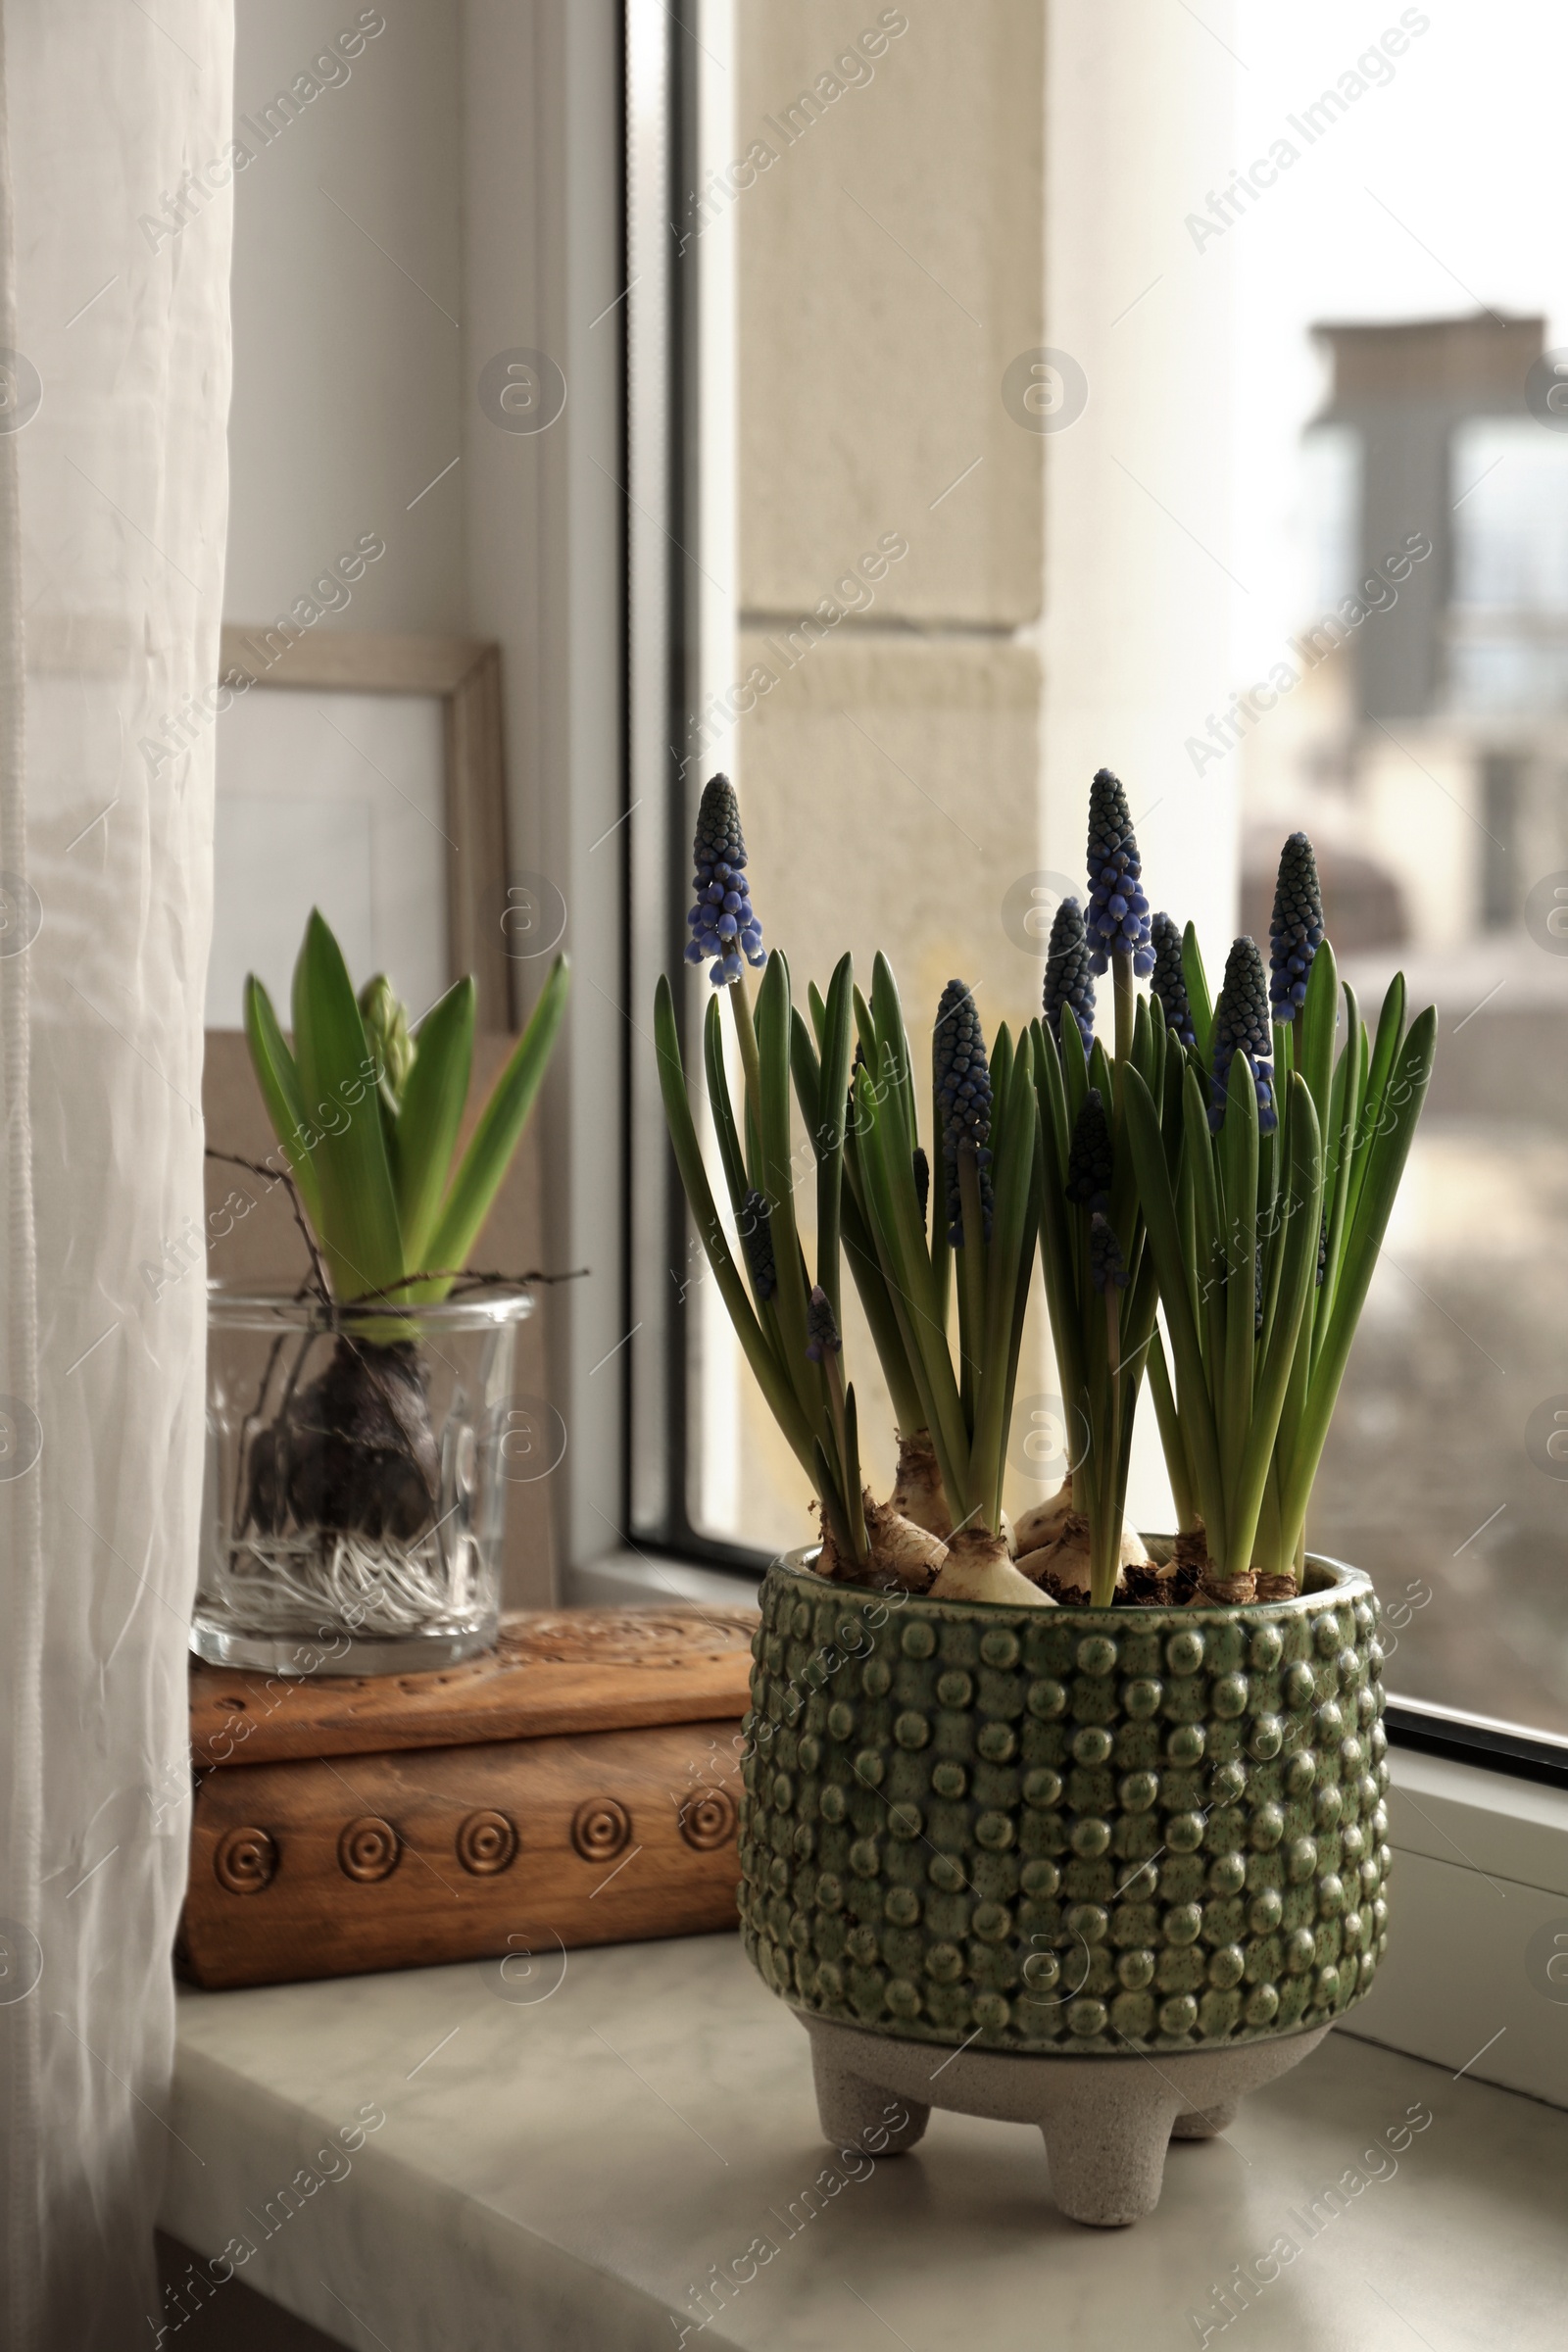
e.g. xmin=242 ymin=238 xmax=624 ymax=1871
xmin=157 ymin=1558 xmax=1568 ymax=2346
xmin=162 ymin=1934 xmax=1568 ymax=2352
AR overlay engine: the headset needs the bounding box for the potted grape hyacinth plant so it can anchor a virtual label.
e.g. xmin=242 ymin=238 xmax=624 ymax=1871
xmin=657 ymin=773 xmax=1435 ymax=2226
xmin=192 ymin=909 xmax=567 ymax=1675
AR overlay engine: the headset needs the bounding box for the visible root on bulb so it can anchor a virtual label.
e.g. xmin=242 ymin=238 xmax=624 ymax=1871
xmin=1194 ymin=1569 xmax=1256 ymax=1604
xmin=809 ymin=1496 xmax=947 ymax=1593
xmin=890 ymin=1432 xmax=951 ymax=1539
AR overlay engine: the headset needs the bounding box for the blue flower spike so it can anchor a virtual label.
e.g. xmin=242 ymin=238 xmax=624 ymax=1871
xmin=933 ymin=979 xmax=995 ymax=1248
xmin=1064 ymin=1086 xmax=1113 ymax=1210
xmin=740 ymin=1188 xmax=775 ymax=1302
xmin=684 ymin=772 xmax=763 ymax=987
xmin=1086 ymin=767 xmax=1153 ymax=979
xmin=1150 ymin=911 xmax=1197 ymax=1052
xmin=1089 ymin=1211 xmax=1129 ymax=1294
xmin=1209 ymin=938 xmax=1277 ymax=1134
xmin=1268 ymin=831 xmax=1325 ymax=1023
xmin=805 ymin=1284 xmax=842 ymax=1363
xmin=1043 ymin=896 xmax=1097 ymax=1055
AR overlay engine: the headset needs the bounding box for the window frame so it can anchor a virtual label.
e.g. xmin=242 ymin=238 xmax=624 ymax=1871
xmin=614 ymin=0 xmax=1568 ymax=1790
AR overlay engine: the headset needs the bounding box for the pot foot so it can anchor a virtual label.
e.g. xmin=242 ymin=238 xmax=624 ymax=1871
xmin=1038 ymin=2081 xmax=1177 ymax=2227
xmin=1170 ymin=2101 xmax=1239 ymax=2141
xmin=808 ymin=2032 xmax=930 ymax=2157
xmin=794 ymin=2012 xmax=1334 ymax=2228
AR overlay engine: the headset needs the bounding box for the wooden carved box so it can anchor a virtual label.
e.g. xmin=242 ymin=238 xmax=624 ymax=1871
xmin=179 ymin=1605 xmax=759 ymax=1989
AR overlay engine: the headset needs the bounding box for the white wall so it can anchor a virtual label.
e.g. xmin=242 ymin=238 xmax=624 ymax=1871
xmin=1043 ymin=1 xmax=1239 ymax=1538
xmin=461 ymin=0 xmax=627 ymax=1581
xmin=225 ymin=0 xmax=465 ymax=633
xmin=1042 ymin=0 xmax=1239 ymax=969
xmin=220 ymin=0 xmax=627 ymax=1588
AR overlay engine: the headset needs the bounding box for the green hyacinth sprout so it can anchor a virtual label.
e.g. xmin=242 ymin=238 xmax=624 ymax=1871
xmin=244 ymin=908 xmax=568 ymax=1317
xmin=831 ymin=959 xmax=1043 ymax=1599
xmin=1125 ymin=875 xmax=1437 ymax=1592
xmin=656 ymin=943 xmax=876 ymax=1569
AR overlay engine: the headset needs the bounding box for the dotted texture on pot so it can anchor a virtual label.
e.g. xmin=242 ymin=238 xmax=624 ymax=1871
xmin=737 ymin=1558 xmax=1390 ymax=2056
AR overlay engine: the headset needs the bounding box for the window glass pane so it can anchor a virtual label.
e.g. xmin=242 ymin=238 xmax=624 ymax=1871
xmin=668 ymin=1 xmax=1568 ymax=1740
xmin=1229 ymin=1 xmax=1568 ymax=1738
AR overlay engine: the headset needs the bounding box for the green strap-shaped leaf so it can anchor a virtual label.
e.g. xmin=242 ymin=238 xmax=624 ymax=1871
xmin=996 ymin=1107 xmax=1042 ymax=1528
xmin=1218 ymin=1047 xmax=1259 ymax=1496
xmin=853 ymin=983 xmax=878 ymax=1070
xmin=992 ymin=1022 xmax=1014 ymax=1109
xmin=840 ymin=1180 xmax=926 ymax=1435
xmin=852 ymin=1091 xmax=958 ymax=1502
xmin=843 ymin=1383 xmax=868 ymax=1559
xmin=1035 ymin=1017 xmax=1070 ymax=1168
xmin=956 ymin=1140 xmax=988 ymax=1434
xmin=1147 ymin=1328 xmax=1195 ymax=1531
xmin=811 ymin=1437 xmax=854 ymax=1558
xmin=814 ymin=955 xmax=856 ymax=1318
xmin=1281 ymin=1004 xmax=1437 ymax=1553
xmin=1183 ymin=1065 xmax=1225 ymax=1395
xmin=1124 ymin=1063 xmax=1228 ymax=1563
xmin=755 ymin=952 xmax=819 ymax=1425
xmin=1149 ymin=986 xmax=1168 ymax=1102
xmin=396 ymin=977 xmax=475 ymax=1273
xmin=290 ymin=909 xmax=405 ymax=1303
xmin=421 ymin=956 xmax=569 ymax=1292
xmin=1131 ymin=991 xmax=1154 ymax=1086
xmin=1030 ymin=1026 xmax=1087 ymax=1435
xmin=1268 ymin=991 xmax=1344 ymax=1552
xmin=928 ymin=1058 xmax=952 ymax=1328
xmin=1116 ymin=1230 xmax=1162 ymax=1419
xmin=710 ymin=995 xmax=753 ymax=1218
xmin=1346 ymin=972 xmax=1406 ymax=1238
xmin=1182 ymin=922 xmax=1214 ymax=1065
xmin=790 ymin=1004 xmax=821 ymax=1136
xmin=871 ymin=952 xmax=917 ymax=1158
xmin=1297 ymin=942 xmax=1339 ymax=1144
xmin=856 ymin=1062 xmax=969 ymax=1511
xmin=654 ymin=976 xmax=821 ymax=1484
xmin=1230 ymin=1073 xmax=1322 ymax=1575
xmin=969 ymin=1050 xmax=1037 ymax=1528
xmin=1315 ymin=982 xmax=1364 ymax=1344
xmin=243 ymin=973 xmax=324 ymax=1234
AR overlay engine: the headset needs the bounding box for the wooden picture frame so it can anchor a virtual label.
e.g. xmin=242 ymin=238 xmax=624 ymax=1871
xmin=219 ymin=625 xmax=514 ymax=1030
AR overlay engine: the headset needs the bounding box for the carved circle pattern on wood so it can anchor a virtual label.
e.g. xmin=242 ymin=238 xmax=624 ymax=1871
xmin=571 ymin=1797 xmax=632 ymax=1863
xmin=679 ymin=1788 xmax=737 ymax=1852
xmin=338 ymin=1816 xmax=401 ymax=1883
xmin=214 ymin=1826 xmax=276 ymax=1895
xmin=457 ymin=1809 xmax=518 ymax=1876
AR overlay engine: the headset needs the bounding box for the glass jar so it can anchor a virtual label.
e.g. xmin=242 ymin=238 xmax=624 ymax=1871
xmin=194 ymin=1283 xmax=534 ymax=1675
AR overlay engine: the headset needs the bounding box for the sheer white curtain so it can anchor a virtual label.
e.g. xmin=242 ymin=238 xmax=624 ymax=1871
xmin=0 ymin=3 xmax=230 ymax=2341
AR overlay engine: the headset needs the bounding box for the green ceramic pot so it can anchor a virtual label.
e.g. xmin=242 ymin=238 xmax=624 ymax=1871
xmin=737 ymin=1550 xmax=1389 ymax=2056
